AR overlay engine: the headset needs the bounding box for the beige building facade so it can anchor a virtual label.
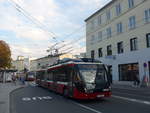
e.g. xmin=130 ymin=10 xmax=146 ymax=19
xmin=12 ymin=60 xmax=24 ymax=71
xmin=85 ymin=0 xmax=150 ymax=84
xmin=31 ymin=53 xmax=75 ymax=70
xmin=35 ymin=56 xmax=59 ymax=70
xmin=12 ymin=56 xmax=33 ymax=72
xmin=30 ymin=60 xmax=37 ymax=71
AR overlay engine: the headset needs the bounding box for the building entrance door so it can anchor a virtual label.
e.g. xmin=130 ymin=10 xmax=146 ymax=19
xmin=148 ymin=61 xmax=150 ymax=78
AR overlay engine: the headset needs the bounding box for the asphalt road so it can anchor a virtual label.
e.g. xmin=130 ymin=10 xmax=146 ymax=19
xmin=113 ymin=87 xmax=150 ymax=102
xmin=10 ymin=83 xmax=150 ymax=113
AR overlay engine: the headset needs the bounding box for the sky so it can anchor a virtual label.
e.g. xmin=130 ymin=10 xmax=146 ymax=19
xmin=0 ymin=0 xmax=111 ymax=60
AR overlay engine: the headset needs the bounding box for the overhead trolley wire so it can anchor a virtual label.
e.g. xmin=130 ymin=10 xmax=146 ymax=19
xmin=7 ymin=0 xmax=105 ymax=55
xmin=8 ymin=0 xmax=58 ymax=41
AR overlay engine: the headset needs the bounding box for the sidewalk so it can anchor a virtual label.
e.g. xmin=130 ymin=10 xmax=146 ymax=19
xmin=111 ymin=83 xmax=150 ymax=91
xmin=0 ymin=81 xmax=25 ymax=113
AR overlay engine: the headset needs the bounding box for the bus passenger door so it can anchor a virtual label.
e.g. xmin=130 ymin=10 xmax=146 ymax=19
xmin=67 ymin=67 xmax=74 ymax=97
xmin=53 ymin=70 xmax=57 ymax=92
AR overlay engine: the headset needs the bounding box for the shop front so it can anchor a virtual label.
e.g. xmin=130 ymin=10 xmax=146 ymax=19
xmin=118 ymin=63 xmax=139 ymax=81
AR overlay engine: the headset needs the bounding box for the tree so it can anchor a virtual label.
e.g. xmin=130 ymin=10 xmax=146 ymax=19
xmin=0 ymin=40 xmax=11 ymax=69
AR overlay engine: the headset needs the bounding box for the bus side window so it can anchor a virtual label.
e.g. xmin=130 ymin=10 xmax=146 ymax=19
xmin=64 ymin=66 xmax=70 ymax=82
xmin=47 ymin=70 xmax=53 ymax=81
xmin=66 ymin=67 xmax=74 ymax=82
xmin=40 ymin=71 xmax=45 ymax=80
xmin=43 ymin=71 xmax=46 ymax=80
xmin=57 ymin=67 xmax=67 ymax=82
xmin=47 ymin=71 xmax=49 ymax=80
xmin=53 ymin=70 xmax=59 ymax=82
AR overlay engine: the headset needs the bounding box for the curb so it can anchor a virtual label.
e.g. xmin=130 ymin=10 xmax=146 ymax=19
xmin=9 ymin=86 xmax=25 ymax=113
xmin=112 ymin=86 xmax=150 ymax=91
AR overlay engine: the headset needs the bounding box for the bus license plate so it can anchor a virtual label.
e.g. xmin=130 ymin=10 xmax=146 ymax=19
xmin=97 ymin=95 xmax=104 ymax=98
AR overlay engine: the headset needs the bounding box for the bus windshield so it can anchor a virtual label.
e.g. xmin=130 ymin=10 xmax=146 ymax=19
xmin=77 ymin=64 xmax=107 ymax=89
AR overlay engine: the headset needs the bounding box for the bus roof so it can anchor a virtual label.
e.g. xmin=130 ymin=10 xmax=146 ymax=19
xmin=47 ymin=58 xmax=103 ymax=70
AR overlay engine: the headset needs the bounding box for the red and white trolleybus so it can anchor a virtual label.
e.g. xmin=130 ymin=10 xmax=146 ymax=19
xmin=36 ymin=58 xmax=111 ymax=99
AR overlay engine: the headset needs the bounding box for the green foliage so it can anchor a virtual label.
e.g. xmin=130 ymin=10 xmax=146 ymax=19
xmin=0 ymin=40 xmax=11 ymax=69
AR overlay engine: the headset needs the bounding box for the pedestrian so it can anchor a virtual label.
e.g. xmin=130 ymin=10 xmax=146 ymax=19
xmin=15 ymin=73 xmax=18 ymax=81
xmin=133 ymin=73 xmax=140 ymax=87
xmin=12 ymin=73 xmax=16 ymax=85
xmin=21 ymin=75 xmax=25 ymax=85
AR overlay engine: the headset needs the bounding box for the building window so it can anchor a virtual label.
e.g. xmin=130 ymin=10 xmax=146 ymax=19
xmin=98 ymin=31 xmax=102 ymax=41
xmin=117 ymin=41 xmax=124 ymax=54
xmin=128 ymin=0 xmax=134 ymax=8
xmin=130 ymin=38 xmax=138 ymax=51
xmin=90 ymin=35 xmax=95 ymax=45
xmin=129 ymin=16 xmax=136 ymax=29
xmin=107 ymin=45 xmax=112 ymax=56
xmin=90 ymin=20 xmax=95 ymax=29
xmin=119 ymin=63 xmax=139 ymax=81
xmin=146 ymin=33 xmax=150 ymax=48
xmin=91 ymin=50 xmax=95 ymax=59
xmin=98 ymin=48 xmax=103 ymax=58
xmin=117 ymin=22 xmax=123 ymax=34
xmin=106 ymin=27 xmax=112 ymax=38
xmin=97 ymin=15 xmax=102 ymax=25
xmin=144 ymin=9 xmax=150 ymax=23
xmin=106 ymin=10 xmax=111 ymax=21
xmin=116 ymin=3 xmax=121 ymax=16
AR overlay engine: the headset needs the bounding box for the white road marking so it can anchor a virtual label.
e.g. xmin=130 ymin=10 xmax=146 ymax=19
xmin=112 ymin=95 xmax=150 ymax=105
xmin=42 ymin=96 xmax=52 ymax=99
xmin=75 ymin=103 xmax=102 ymax=113
xmin=22 ymin=96 xmax=52 ymax=101
xmin=32 ymin=97 xmax=36 ymax=100
xmin=22 ymin=97 xmax=31 ymax=101
xmin=29 ymin=82 xmax=37 ymax=86
xmin=37 ymin=97 xmax=43 ymax=100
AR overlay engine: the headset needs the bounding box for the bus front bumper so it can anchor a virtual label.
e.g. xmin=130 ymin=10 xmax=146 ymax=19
xmin=73 ymin=89 xmax=111 ymax=99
